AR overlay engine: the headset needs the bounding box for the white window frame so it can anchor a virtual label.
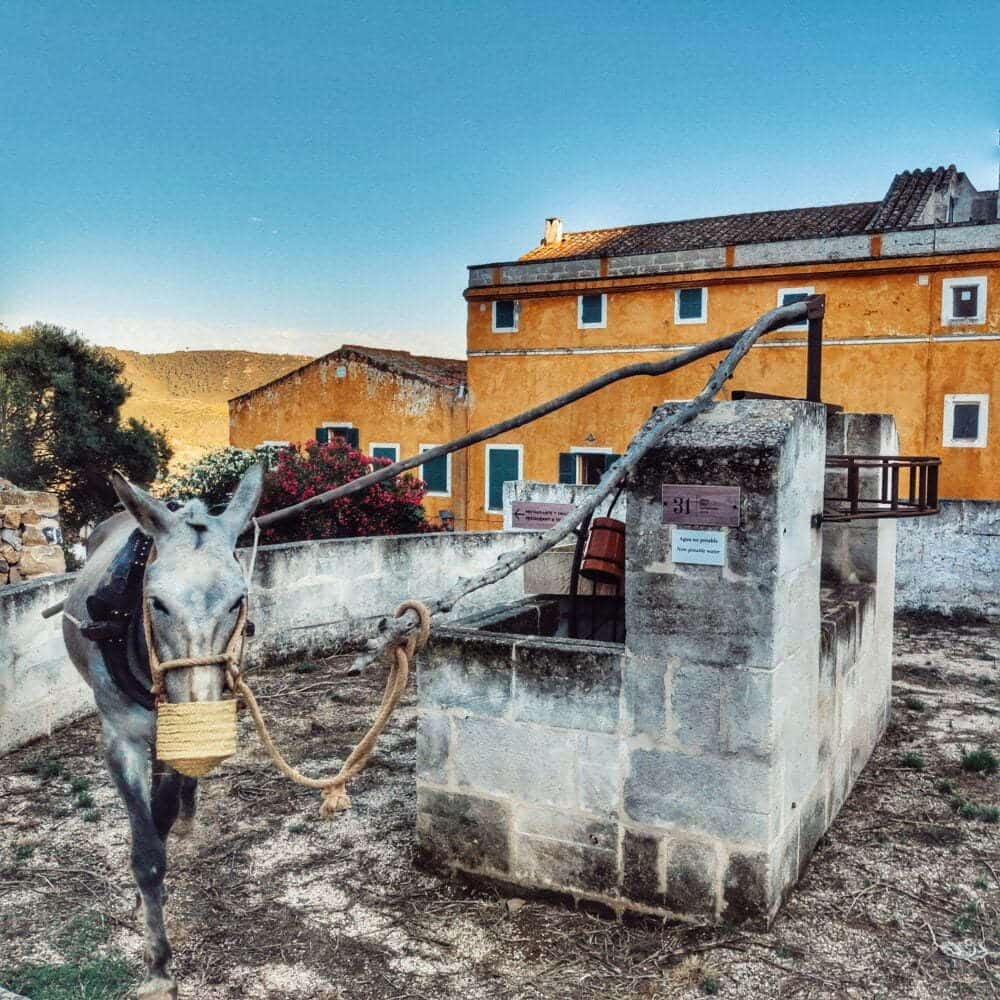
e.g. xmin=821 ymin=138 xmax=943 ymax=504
xmin=419 ymin=443 xmax=451 ymax=496
xmin=942 ymin=393 xmax=989 ymax=448
xmin=570 ymin=446 xmax=613 ymax=485
xmin=577 ymin=293 xmax=607 ymax=330
xmin=368 ymin=441 xmax=399 ymax=462
xmin=492 ymin=300 xmax=519 ymax=333
xmin=484 ymin=443 xmax=523 ymax=513
xmin=674 ymin=287 xmax=708 ymax=325
xmin=941 ymin=276 xmax=987 ymax=325
xmin=776 ymin=286 xmax=814 ymax=331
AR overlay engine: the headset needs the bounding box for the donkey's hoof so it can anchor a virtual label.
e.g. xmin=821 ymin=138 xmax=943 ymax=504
xmin=137 ymin=975 xmax=177 ymax=1000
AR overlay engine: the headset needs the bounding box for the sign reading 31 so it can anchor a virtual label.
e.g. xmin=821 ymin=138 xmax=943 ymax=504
xmin=661 ymin=484 xmax=741 ymax=527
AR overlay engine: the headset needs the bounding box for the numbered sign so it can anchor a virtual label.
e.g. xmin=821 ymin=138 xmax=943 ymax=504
xmin=661 ymin=484 xmax=741 ymax=527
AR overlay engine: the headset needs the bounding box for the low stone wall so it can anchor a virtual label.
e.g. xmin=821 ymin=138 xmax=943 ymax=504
xmin=241 ymin=530 xmax=540 ymax=666
xmin=895 ymin=501 xmax=1000 ymax=618
xmin=1 ymin=530 xmax=539 ymax=754
xmin=0 ymin=574 xmax=88 ymax=754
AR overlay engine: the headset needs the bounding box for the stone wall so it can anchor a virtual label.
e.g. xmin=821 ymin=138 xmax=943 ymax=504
xmin=895 ymin=500 xmax=1000 ymax=617
xmin=417 ymin=401 xmax=898 ymax=925
xmin=0 ymin=481 xmax=65 ymax=586
xmin=1 ymin=529 xmax=540 ymax=753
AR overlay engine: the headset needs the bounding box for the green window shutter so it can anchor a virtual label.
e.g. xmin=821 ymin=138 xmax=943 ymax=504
xmin=422 ymin=453 xmax=448 ymax=493
xmin=345 ymin=427 xmax=360 ymax=448
xmin=677 ymin=288 xmax=704 ymax=320
xmin=487 ymin=448 xmax=520 ymax=512
xmin=315 ymin=426 xmax=330 ymax=443
xmin=558 ymin=452 xmax=576 ymax=484
xmin=607 ymin=454 xmax=621 ymax=470
xmin=372 ymin=445 xmax=398 ymax=462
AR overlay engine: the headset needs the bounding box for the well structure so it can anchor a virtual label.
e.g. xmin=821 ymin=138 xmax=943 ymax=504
xmin=415 ymin=399 xmax=898 ymax=925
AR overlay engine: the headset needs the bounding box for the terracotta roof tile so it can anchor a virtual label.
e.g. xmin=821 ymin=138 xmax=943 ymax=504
xmin=517 ymin=165 xmax=991 ymax=264
xmin=520 ymin=202 xmax=880 ymax=262
xmin=338 ymin=345 xmax=466 ymax=388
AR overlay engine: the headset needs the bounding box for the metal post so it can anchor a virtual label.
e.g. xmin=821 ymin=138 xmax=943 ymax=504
xmin=806 ymin=294 xmax=826 ymax=403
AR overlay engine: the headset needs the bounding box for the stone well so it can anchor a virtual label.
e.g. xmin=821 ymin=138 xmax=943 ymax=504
xmin=415 ymin=400 xmax=897 ymax=926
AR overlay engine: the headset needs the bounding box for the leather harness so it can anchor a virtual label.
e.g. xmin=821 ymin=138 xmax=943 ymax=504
xmin=80 ymin=529 xmax=158 ymax=711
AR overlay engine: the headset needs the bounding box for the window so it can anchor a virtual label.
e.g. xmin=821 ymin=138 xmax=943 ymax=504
xmin=943 ymin=394 xmax=989 ymax=448
xmin=369 ymin=442 xmax=399 ymax=463
xmin=941 ymin=276 xmax=987 ymax=325
xmin=776 ymin=287 xmax=814 ymax=331
xmin=578 ymin=293 xmax=607 ymax=329
xmin=675 ymin=287 xmax=707 ymax=324
xmin=419 ymin=445 xmax=451 ymax=495
xmin=316 ymin=423 xmax=359 ymax=447
xmin=485 ymin=445 xmax=523 ymax=512
xmin=558 ymin=448 xmax=621 ymax=485
xmin=492 ymin=300 xmax=519 ymax=332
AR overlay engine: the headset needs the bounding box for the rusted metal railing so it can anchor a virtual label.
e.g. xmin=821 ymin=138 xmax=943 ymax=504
xmin=822 ymin=455 xmax=941 ymax=522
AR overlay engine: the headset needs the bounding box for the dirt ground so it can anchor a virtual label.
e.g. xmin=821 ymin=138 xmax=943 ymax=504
xmin=2 ymin=613 xmax=999 ymax=999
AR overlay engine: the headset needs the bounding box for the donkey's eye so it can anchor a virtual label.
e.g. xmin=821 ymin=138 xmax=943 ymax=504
xmin=152 ymin=597 xmax=170 ymax=615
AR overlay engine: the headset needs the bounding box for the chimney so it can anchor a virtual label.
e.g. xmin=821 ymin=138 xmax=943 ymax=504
xmin=543 ymin=217 xmax=563 ymax=246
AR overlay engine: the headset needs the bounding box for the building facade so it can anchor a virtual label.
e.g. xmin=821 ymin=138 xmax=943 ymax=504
xmin=228 ymin=346 xmax=469 ymax=526
xmin=462 ymin=165 xmax=999 ymax=528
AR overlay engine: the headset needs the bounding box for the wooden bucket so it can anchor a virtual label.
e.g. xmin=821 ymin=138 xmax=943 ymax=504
xmin=156 ymin=699 xmax=238 ymax=777
xmin=580 ymin=517 xmax=626 ymax=585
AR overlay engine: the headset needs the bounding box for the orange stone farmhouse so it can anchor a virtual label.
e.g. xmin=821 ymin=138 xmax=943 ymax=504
xmin=230 ymin=164 xmax=999 ymax=530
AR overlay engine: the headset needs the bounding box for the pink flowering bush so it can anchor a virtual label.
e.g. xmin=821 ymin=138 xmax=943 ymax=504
xmin=257 ymin=439 xmax=434 ymax=544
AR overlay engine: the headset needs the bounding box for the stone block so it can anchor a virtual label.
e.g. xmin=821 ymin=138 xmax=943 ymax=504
xmin=512 ymin=638 xmax=621 ymax=734
xmin=722 ymin=849 xmax=769 ymax=925
xmin=416 ymin=787 xmax=510 ymax=873
xmin=514 ymin=804 xmax=617 ymax=850
xmin=22 ymin=491 xmax=59 ymax=517
xmin=622 ymin=829 xmax=661 ymax=906
xmin=577 ymin=733 xmax=619 ymax=814
xmin=3 ymin=510 xmax=20 ymax=529
xmin=623 ymin=652 xmax=668 ymax=737
xmin=18 ymin=545 xmax=65 ymax=577
xmin=515 ymin=832 xmax=618 ymax=896
xmin=625 ymin=748 xmax=777 ymax=841
xmin=20 ymin=524 xmax=46 ymax=545
xmin=721 ymin=667 xmax=777 ymax=757
xmin=452 ymin=717 xmax=577 ymax=808
xmin=420 ymin=633 xmax=512 ymax=717
xmin=669 ymin=661 xmax=723 ymax=751
xmin=1 ymin=529 xmax=21 ymax=550
xmin=798 ymin=782 xmax=828 ymax=876
xmin=664 ymin=838 xmax=719 ymax=918
xmin=416 ymin=711 xmax=450 ymax=785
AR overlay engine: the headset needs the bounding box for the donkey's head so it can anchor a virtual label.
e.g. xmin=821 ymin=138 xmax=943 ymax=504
xmin=111 ymin=465 xmax=264 ymax=704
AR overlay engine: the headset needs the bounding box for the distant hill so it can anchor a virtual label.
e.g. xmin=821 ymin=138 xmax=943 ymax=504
xmin=104 ymin=348 xmax=311 ymax=470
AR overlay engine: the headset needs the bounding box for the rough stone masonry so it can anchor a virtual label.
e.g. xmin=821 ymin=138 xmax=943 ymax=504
xmin=0 ymin=480 xmax=65 ymax=587
xmin=415 ymin=400 xmax=897 ymax=926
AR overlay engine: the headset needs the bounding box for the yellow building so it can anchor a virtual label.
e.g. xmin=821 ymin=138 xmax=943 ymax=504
xmin=463 ymin=165 xmax=999 ymax=528
xmin=228 ymin=345 xmax=468 ymax=526
xmin=231 ymin=165 xmax=999 ymax=533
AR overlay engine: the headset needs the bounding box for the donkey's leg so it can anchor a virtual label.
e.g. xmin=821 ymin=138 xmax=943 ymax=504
xmin=153 ymin=764 xmax=197 ymax=839
xmin=104 ymin=731 xmax=176 ymax=998
xmin=92 ymin=657 xmax=176 ymax=1000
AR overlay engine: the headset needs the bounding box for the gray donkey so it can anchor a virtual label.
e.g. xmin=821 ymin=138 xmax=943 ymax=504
xmin=63 ymin=464 xmax=263 ymax=1000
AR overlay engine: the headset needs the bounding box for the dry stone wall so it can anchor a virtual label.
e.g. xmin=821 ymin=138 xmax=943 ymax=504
xmin=0 ymin=480 xmax=65 ymax=586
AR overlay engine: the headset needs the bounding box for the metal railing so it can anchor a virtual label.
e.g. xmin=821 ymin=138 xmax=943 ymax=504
xmin=822 ymin=455 xmax=941 ymax=522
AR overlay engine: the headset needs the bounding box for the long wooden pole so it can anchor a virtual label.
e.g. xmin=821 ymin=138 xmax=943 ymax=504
xmin=345 ymin=298 xmax=814 ymax=671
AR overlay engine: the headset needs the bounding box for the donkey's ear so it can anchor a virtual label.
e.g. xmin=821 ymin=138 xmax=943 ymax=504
xmin=110 ymin=471 xmax=176 ymax=538
xmin=219 ymin=463 xmax=264 ymax=543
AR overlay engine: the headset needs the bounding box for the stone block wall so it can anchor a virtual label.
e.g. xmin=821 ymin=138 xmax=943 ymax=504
xmin=416 ymin=400 xmax=897 ymax=925
xmin=0 ymin=481 xmax=65 ymax=586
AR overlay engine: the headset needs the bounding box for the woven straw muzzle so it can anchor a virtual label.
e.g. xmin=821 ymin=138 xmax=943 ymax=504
xmin=155 ymin=699 xmax=238 ymax=777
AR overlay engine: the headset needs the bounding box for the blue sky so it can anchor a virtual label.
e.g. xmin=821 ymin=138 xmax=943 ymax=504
xmin=2 ymin=1 xmax=997 ymax=358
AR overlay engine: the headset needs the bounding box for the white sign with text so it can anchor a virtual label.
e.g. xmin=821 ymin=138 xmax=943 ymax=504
xmin=671 ymin=527 xmax=726 ymax=566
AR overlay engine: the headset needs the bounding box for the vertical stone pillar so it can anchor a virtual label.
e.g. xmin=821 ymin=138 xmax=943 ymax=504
xmin=622 ymin=399 xmax=827 ymax=924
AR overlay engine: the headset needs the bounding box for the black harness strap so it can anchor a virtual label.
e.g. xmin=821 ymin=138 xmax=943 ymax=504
xmin=81 ymin=529 xmax=156 ymax=711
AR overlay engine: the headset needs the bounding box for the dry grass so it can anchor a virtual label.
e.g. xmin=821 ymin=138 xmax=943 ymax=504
xmin=1 ymin=613 xmax=999 ymax=999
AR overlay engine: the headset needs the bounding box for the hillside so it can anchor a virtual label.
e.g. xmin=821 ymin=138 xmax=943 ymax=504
xmin=104 ymin=348 xmax=311 ymax=470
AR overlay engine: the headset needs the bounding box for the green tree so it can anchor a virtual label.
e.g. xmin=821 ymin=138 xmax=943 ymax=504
xmin=0 ymin=323 xmax=171 ymax=533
